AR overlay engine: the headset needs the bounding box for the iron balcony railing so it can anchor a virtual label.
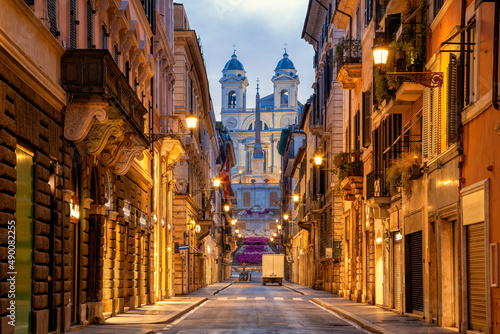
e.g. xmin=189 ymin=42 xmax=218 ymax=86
xmin=366 ymin=170 xmax=390 ymax=199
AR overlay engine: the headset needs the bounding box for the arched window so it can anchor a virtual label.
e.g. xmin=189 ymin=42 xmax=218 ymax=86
xmin=228 ymin=90 xmax=236 ymax=108
xmin=248 ymin=122 xmax=269 ymax=131
xmin=280 ymin=90 xmax=289 ymax=107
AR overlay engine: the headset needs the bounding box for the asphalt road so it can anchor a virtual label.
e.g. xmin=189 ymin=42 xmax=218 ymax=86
xmin=158 ymin=273 xmax=372 ymax=334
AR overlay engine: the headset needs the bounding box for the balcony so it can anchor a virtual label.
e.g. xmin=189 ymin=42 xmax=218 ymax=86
xmin=61 ymin=50 xmax=148 ymax=175
xmin=334 ymin=39 xmax=362 ymax=90
xmin=366 ymin=170 xmax=391 ymax=200
xmin=339 ymin=176 xmax=363 ymax=201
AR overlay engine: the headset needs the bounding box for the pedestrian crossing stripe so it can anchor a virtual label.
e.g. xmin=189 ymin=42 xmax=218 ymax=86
xmin=216 ymin=297 xmax=303 ymax=301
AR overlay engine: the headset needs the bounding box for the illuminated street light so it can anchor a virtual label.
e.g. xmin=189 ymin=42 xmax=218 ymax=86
xmin=293 ymin=194 xmax=299 ymax=202
xmin=313 ymin=155 xmax=323 ymax=166
xmin=270 ymin=237 xmax=274 ymax=242
xmin=186 ymin=116 xmax=198 ymax=129
xmin=278 ymin=224 xmax=282 ymax=230
xmin=231 ymin=219 xmax=236 ymax=225
xmin=283 ymin=214 xmax=289 ymax=221
xmin=213 ymin=178 xmax=221 ymax=187
xmin=224 ymin=204 xmax=230 ymax=212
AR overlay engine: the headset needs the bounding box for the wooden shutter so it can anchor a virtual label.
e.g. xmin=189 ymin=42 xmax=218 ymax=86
xmin=422 ymin=88 xmax=430 ymax=160
xmin=362 ymin=90 xmax=372 ymax=148
xmin=431 ymin=87 xmax=439 ymax=157
xmin=87 ymin=0 xmax=94 ymax=49
xmin=48 ymin=0 xmax=58 ymax=37
xmin=70 ymin=0 xmax=77 ymax=49
xmin=447 ymin=54 xmax=458 ymax=146
xmin=393 ymin=234 xmax=403 ymax=311
xmin=466 ymin=223 xmax=487 ymax=332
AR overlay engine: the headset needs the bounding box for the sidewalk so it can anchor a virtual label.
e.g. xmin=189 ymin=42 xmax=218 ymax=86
xmin=70 ymin=278 xmax=235 ymax=334
xmin=283 ymin=282 xmax=457 ymax=334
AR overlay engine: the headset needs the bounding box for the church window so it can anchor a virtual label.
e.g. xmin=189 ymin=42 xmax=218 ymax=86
xmin=264 ymin=123 xmax=269 ymax=130
xmin=248 ymin=123 xmax=253 ymax=131
xmin=280 ymin=90 xmax=289 ymax=107
xmin=249 ymin=122 xmax=268 ymax=131
xmin=269 ymin=192 xmax=278 ymax=207
xmin=243 ymin=192 xmax=251 ymax=207
xmin=228 ymin=90 xmax=236 ymax=108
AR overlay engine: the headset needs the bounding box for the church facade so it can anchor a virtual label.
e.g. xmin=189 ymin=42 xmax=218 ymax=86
xmin=220 ymin=51 xmax=302 ymax=237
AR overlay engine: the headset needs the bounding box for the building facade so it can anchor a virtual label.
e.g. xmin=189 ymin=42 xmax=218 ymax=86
xmin=0 ymin=1 xmax=233 ymax=333
xmin=220 ymin=52 xmax=302 ymax=239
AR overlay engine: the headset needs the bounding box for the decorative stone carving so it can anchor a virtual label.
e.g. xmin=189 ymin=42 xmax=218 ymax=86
xmin=86 ymin=119 xmax=125 ymax=155
xmin=161 ymin=138 xmax=185 ymax=167
xmin=64 ymin=103 xmax=109 ymax=142
xmin=98 ymin=132 xmax=135 ymax=166
xmin=174 ymin=179 xmax=188 ymax=194
xmin=114 ymin=147 xmax=144 ymax=175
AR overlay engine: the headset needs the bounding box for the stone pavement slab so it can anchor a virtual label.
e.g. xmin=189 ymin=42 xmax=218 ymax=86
xmin=283 ymin=281 xmax=456 ymax=334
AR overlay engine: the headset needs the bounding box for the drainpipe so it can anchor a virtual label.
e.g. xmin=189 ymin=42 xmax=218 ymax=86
xmin=493 ymin=0 xmax=499 ymax=110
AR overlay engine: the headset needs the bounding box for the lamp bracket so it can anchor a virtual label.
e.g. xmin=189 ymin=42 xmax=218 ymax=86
xmin=146 ymin=132 xmax=190 ymax=144
xmin=386 ymin=71 xmax=443 ymax=87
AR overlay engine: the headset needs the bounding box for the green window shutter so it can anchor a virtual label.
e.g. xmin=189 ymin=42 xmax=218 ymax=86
xmin=422 ymin=87 xmax=431 ymax=160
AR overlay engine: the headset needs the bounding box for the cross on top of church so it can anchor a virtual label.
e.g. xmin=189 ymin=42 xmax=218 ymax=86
xmin=284 ymin=43 xmax=288 ymax=53
xmin=232 ymin=43 xmax=236 ymax=54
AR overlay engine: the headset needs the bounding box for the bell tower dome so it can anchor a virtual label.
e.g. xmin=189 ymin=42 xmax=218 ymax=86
xmin=220 ymin=52 xmax=249 ymax=112
xmin=272 ymin=52 xmax=300 ymax=110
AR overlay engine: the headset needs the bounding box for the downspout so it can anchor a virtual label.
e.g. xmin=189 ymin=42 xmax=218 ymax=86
xmin=493 ymin=0 xmax=499 ymax=110
xmin=335 ymin=8 xmax=353 ymax=151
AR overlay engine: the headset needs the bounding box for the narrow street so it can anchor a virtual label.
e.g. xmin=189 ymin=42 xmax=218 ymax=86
xmin=159 ymin=273 xmax=369 ymax=334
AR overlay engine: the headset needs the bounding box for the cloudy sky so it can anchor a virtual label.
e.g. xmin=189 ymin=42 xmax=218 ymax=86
xmin=175 ymin=0 xmax=315 ymax=120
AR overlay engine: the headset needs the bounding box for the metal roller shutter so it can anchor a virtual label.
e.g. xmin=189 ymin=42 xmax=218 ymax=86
xmin=467 ymin=223 xmax=487 ymax=332
xmin=407 ymin=231 xmax=423 ymax=313
xmin=393 ymin=232 xmax=402 ymax=311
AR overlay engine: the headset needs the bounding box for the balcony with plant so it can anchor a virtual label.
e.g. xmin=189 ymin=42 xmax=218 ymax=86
xmin=374 ymin=0 xmax=428 ymax=109
xmin=332 ymin=151 xmax=364 ymax=199
xmin=334 ymin=38 xmax=362 ymax=89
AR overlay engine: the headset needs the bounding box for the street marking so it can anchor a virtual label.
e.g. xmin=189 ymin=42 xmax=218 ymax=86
xmin=255 ymin=297 xmax=265 ymax=300
xmin=161 ymin=300 xmax=209 ymax=331
xmin=309 ymin=301 xmax=373 ymax=334
xmin=236 ymin=297 xmax=246 ymax=300
xmin=293 ymin=297 xmax=303 ymax=301
xmin=274 ymin=297 xmax=284 ymax=300
xmin=218 ymin=297 xmax=228 ymax=300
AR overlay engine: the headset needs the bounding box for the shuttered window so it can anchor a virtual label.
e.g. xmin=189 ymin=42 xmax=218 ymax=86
xmin=422 ymin=88 xmax=430 ymax=160
xmin=87 ymin=0 xmax=94 ymax=49
xmin=393 ymin=232 xmax=403 ymax=311
xmin=447 ymin=54 xmax=459 ymax=146
xmin=406 ymin=231 xmax=423 ymax=313
xmin=362 ymin=90 xmax=372 ymax=148
xmin=431 ymin=87 xmax=439 ymax=157
xmin=48 ymin=0 xmax=58 ymax=37
xmin=422 ymin=87 xmax=439 ymax=160
xmin=466 ymin=223 xmax=487 ymax=332
xmin=114 ymin=44 xmax=119 ymax=65
xmin=70 ymin=0 xmax=77 ymax=49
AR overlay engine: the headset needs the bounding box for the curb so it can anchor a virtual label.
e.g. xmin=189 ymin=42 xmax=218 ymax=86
xmin=105 ymin=297 xmax=208 ymax=325
xmin=212 ymin=282 xmax=234 ymax=295
xmin=282 ymin=284 xmax=305 ymax=295
xmin=312 ymin=298 xmax=396 ymax=334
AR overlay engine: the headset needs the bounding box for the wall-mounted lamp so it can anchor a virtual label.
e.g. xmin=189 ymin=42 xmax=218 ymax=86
xmin=293 ymin=194 xmax=300 ymax=202
xmin=224 ymin=204 xmax=230 ymax=212
xmin=283 ymin=214 xmax=289 ymax=221
xmin=213 ymin=178 xmax=221 ymax=187
xmin=186 ymin=115 xmax=198 ymax=129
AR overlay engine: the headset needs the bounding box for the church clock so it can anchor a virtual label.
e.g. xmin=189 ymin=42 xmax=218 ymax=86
xmin=226 ymin=117 xmax=237 ymax=129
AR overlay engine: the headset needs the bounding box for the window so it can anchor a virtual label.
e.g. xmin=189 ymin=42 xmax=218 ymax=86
xmin=362 ymin=90 xmax=372 ymax=148
xmin=364 ymin=0 xmax=373 ymax=26
xmin=269 ymin=192 xmax=278 ymax=207
xmin=70 ymin=0 xmax=77 ymax=49
xmin=464 ymin=21 xmax=476 ymax=106
xmin=48 ymin=0 xmax=58 ymax=37
xmin=434 ymin=0 xmax=444 ymax=16
xmin=447 ymin=54 xmax=459 ymax=146
xmin=280 ymin=90 xmax=289 ymax=107
xmin=125 ymin=61 xmax=130 ymax=83
xmin=113 ymin=44 xmax=119 ymax=65
xmin=228 ymin=90 xmax=236 ymax=108
xmin=102 ymin=25 xmax=108 ymax=49
xmin=87 ymin=0 xmax=94 ymax=49
xmin=422 ymin=87 xmax=439 ymax=160
xmin=243 ymin=192 xmax=251 ymax=207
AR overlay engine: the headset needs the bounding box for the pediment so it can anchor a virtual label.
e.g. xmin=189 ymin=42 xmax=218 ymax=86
xmin=220 ymin=75 xmax=245 ymax=83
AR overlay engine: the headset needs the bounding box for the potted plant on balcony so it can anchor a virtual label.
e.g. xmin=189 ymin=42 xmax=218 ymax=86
xmin=385 ymin=152 xmax=421 ymax=198
xmin=333 ymin=151 xmax=364 ymax=192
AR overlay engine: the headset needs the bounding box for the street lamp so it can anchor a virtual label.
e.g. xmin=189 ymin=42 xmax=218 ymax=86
xmin=186 ymin=115 xmax=198 ymax=129
xmin=283 ymin=214 xmax=289 ymax=221
xmin=224 ymin=204 xmax=230 ymax=212
xmin=371 ymin=37 xmax=443 ymax=87
xmin=235 ymin=229 xmax=240 ymax=234
xmin=270 ymin=237 xmax=274 ymax=242
xmin=213 ymin=178 xmax=221 ymax=187
xmin=313 ymin=155 xmax=323 ymax=166
xmin=231 ymin=219 xmax=236 ymax=225
xmin=293 ymin=194 xmax=299 ymax=202
xmin=278 ymin=224 xmax=282 ymax=230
